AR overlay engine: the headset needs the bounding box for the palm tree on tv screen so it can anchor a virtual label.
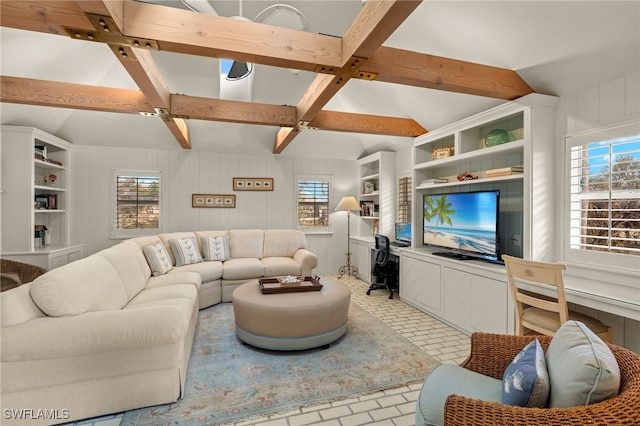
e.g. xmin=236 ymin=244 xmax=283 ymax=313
xmin=424 ymin=195 xmax=455 ymax=235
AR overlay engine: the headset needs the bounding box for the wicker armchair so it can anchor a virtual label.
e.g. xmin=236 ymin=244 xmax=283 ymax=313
xmin=442 ymin=333 xmax=640 ymax=425
xmin=0 ymin=259 xmax=47 ymax=292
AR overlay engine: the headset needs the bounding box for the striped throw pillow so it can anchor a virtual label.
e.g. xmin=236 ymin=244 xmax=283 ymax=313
xmin=202 ymin=236 xmax=231 ymax=261
xmin=142 ymin=242 xmax=173 ymax=276
xmin=169 ymin=237 xmax=203 ymax=266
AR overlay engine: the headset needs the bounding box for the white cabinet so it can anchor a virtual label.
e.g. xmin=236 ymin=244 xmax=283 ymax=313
xmin=357 ymin=151 xmax=396 ymax=239
xmin=412 ymin=93 xmax=558 ymax=261
xmin=400 ymin=249 xmax=513 ymax=335
xmin=351 ymin=237 xmax=372 ymax=282
xmin=1 ymin=126 xmax=84 ymax=269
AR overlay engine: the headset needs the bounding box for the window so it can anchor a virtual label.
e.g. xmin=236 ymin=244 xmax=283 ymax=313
xmin=112 ymin=170 xmax=163 ymax=237
xmin=297 ymin=176 xmax=331 ymax=231
xmin=398 ymin=175 xmax=412 ymax=223
xmin=566 ymin=122 xmax=639 ymax=266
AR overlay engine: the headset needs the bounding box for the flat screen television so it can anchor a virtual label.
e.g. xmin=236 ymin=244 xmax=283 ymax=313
xmin=423 ymin=190 xmax=500 ymax=263
xmin=394 ymin=222 xmax=412 ymax=245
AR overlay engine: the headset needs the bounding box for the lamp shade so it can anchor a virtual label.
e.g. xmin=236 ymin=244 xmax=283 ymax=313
xmin=335 ymin=196 xmax=361 ymax=212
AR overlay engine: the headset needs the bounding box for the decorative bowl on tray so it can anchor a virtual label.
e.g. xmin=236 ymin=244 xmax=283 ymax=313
xmin=278 ymin=275 xmax=302 ymax=286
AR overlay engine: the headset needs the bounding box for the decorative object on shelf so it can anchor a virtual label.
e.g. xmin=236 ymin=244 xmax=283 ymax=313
xmin=43 ymin=174 xmax=57 ymax=186
xmin=457 ymin=171 xmax=478 ymax=181
xmin=432 ymin=147 xmax=454 ymax=160
xmin=360 ymin=201 xmax=374 ymax=217
xmin=191 ymin=194 xmax=236 ymax=208
xmin=484 ymin=128 xmax=511 ymax=147
xmin=363 ymin=181 xmax=375 ymax=194
xmin=486 ymin=166 xmax=524 ymax=178
xmin=232 ymin=177 xmax=273 ymax=191
xmin=335 ymin=196 xmax=362 ymax=278
xmin=420 ymin=178 xmax=448 ymax=185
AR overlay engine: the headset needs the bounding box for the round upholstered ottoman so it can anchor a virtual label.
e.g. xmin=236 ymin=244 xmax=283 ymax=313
xmin=232 ymin=279 xmax=351 ymax=350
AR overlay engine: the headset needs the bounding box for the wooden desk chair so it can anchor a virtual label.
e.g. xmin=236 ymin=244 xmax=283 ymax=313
xmin=502 ymin=255 xmax=612 ymax=343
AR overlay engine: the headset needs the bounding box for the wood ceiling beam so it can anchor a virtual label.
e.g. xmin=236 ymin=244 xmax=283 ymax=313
xmin=309 ymin=111 xmax=426 ymax=137
xmin=76 ymin=1 xmax=191 ymax=149
xmin=363 ymin=46 xmax=534 ymax=100
xmin=1 ymin=76 xmax=424 ymax=139
xmin=273 ymin=0 xmax=421 ymax=154
xmin=0 ymin=76 xmax=152 ymax=113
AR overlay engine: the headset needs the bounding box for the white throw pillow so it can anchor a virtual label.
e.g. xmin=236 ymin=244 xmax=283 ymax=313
xmin=202 ymin=236 xmax=231 ymax=261
xmin=546 ymin=320 xmax=620 ymax=408
xmin=169 ymin=237 xmax=203 ymax=266
xmin=142 ymin=242 xmax=173 ymax=276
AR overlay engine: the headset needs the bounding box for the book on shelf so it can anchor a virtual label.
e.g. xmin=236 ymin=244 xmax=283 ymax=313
xmin=486 ymin=166 xmax=524 ymax=177
xmin=420 ymin=178 xmax=448 ymax=185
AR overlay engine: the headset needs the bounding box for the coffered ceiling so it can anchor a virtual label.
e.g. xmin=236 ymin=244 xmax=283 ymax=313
xmin=1 ymin=1 xmax=638 ymax=160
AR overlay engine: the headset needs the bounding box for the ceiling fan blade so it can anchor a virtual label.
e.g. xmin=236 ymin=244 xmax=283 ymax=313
xmin=180 ymin=0 xmax=218 ymax=15
xmin=226 ymin=61 xmax=252 ymax=81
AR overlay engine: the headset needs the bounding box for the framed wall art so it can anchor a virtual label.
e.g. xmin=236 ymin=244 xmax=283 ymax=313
xmin=192 ymin=194 xmax=236 ymax=208
xmin=233 ymin=177 xmax=274 ymax=191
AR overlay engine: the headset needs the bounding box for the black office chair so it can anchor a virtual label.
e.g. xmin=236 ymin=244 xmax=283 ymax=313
xmin=366 ymin=234 xmax=399 ymax=299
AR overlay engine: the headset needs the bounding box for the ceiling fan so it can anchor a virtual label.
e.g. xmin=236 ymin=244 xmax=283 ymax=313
xmin=180 ymin=0 xmax=309 ymax=80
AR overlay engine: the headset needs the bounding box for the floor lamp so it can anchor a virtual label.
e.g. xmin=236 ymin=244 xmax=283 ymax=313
xmin=335 ymin=196 xmax=361 ymax=278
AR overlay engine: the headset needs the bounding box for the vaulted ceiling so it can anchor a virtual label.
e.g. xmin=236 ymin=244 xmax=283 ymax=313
xmin=1 ymin=1 xmax=638 ymax=160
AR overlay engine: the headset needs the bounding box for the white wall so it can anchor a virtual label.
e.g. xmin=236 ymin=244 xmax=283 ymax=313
xmin=70 ymin=146 xmax=358 ymax=276
xmin=555 ymin=70 xmax=640 ymax=352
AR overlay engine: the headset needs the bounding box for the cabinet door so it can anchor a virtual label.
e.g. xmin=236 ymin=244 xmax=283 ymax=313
xmin=471 ymin=275 xmax=509 ymax=334
xmin=443 ymin=266 xmax=509 ymax=334
xmin=400 ymin=255 xmax=441 ymax=312
xmin=351 ymin=240 xmax=371 ymax=282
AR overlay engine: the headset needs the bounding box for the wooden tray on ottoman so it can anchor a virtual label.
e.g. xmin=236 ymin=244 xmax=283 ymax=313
xmin=259 ymin=276 xmax=323 ymax=294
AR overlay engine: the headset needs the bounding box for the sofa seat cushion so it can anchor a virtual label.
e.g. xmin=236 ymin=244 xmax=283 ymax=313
xmin=415 ymin=364 xmax=502 ymax=426
xmin=171 ymin=261 xmax=223 ymax=283
xmin=223 ymin=258 xmax=264 ymax=280
xmin=30 ymin=256 xmax=127 ymax=317
xmin=262 ymin=257 xmax=302 ymax=277
xmin=127 ymin=284 xmax=198 ymax=309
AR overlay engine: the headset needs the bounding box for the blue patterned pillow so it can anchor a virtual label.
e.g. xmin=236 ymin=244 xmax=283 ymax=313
xmin=202 ymin=236 xmax=231 ymax=261
xmin=169 ymin=237 xmax=203 ymax=266
xmin=502 ymin=338 xmax=550 ymax=407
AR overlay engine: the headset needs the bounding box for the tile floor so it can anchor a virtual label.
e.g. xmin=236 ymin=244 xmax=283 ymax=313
xmin=71 ymin=276 xmax=470 ymax=426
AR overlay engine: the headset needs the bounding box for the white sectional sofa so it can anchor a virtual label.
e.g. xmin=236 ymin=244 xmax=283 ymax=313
xmin=0 ymin=229 xmax=317 ymax=425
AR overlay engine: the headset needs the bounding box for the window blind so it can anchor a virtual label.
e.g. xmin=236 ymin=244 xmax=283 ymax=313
xmin=116 ymin=175 xmax=160 ymax=230
xmin=297 ymin=180 xmax=329 ymax=227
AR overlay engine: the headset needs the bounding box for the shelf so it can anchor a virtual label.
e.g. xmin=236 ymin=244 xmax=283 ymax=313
xmin=34 ymin=159 xmax=66 ymax=171
xmin=416 ymin=174 xmax=524 ymax=190
xmin=34 ymin=185 xmax=66 ymax=192
xmin=360 ymin=216 xmax=379 ymax=220
xmin=361 ymin=173 xmax=380 ymax=180
xmin=360 ymin=191 xmax=379 ymax=197
xmin=34 ymin=209 xmax=67 ymax=213
xmin=415 ymin=139 xmax=524 ymax=171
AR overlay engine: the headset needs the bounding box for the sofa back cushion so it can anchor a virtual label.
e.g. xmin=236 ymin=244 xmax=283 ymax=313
xmin=546 ymin=320 xmax=620 ymax=408
xmin=96 ymin=241 xmax=151 ymax=301
xmin=1 ymin=282 xmax=46 ymax=326
xmin=30 ymin=255 xmax=128 ymax=317
xmin=229 ymin=229 xmax=264 ymax=259
xmin=263 ymin=229 xmax=307 ymax=257
xmin=159 ymin=232 xmax=198 ymax=265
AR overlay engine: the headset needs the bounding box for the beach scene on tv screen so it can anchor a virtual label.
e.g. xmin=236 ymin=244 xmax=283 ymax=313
xmin=423 ymin=192 xmax=498 ymax=256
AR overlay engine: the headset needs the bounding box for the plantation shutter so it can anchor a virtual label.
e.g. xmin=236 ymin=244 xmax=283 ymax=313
xmin=116 ymin=175 xmax=160 ymax=230
xmin=297 ymin=179 xmax=330 ymax=228
xmin=398 ymin=176 xmax=412 ymax=223
xmin=568 ymin=131 xmax=640 ymax=256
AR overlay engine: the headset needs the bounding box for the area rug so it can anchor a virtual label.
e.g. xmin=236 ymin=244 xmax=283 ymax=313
xmin=121 ymin=301 xmax=439 ymax=425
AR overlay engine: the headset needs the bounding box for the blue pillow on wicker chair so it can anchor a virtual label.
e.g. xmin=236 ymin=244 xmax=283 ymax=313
xmin=502 ymin=338 xmax=550 ymax=407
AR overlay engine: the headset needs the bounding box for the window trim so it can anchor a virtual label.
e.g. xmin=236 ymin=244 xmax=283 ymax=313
xmin=295 ymin=174 xmax=332 ymax=233
xmin=563 ymin=120 xmax=640 ymax=270
xmin=111 ymin=169 xmax=165 ymax=239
